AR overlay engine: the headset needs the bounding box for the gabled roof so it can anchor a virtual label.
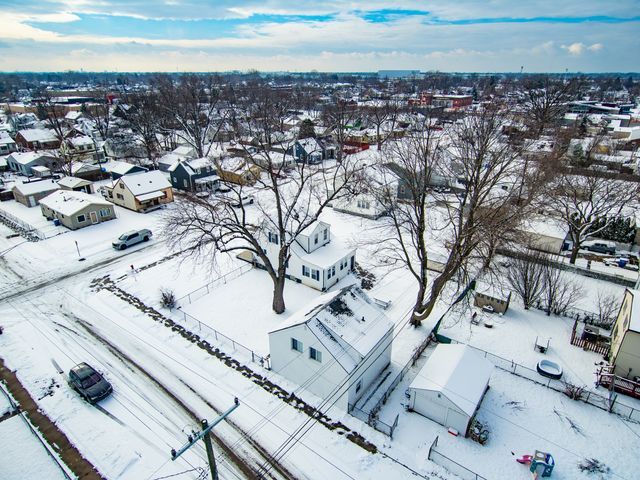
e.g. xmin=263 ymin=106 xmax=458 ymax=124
xmin=299 ymin=220 xmax=329 ymax=238
xmin=270 ymin=285 xmax=393 ymax=373
xmin=410 ymin=344 xmax=493 ymax=416
xmin=7 ymin=151 xmax=55 ymax=165
xmin=57 ymin=176 xmax=93 ymax=189
xmin=119 ymin=170 xmax=170 ymax=195
xmin=104 ymin=160 xmax=146 ymax=176
xmin=40 ymin=190 xmax=112 ymax=216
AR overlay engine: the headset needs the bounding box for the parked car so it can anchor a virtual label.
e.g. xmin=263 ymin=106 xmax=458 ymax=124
xmin=112 ymin=229 xmax=152 ymax=250
xmin=232 ymin=195 xmax=254 ymax=208
xmin=68 ymin=363 xmax=113 ymax=404
xmin=584 ymin=241 xmax=616 ymax=255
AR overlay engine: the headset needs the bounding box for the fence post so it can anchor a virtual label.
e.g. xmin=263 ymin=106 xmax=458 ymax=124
xmin=188 ymin=293 xmax=192 ymax=304
xmin=206 ymin=284 xmax=210 ymax=294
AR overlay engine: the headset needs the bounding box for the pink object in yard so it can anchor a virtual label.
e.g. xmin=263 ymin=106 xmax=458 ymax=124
xmin=447 ymin=427 xmax=459 ymax=436
xmin=516 ymin=454 xmax=533 ymax=464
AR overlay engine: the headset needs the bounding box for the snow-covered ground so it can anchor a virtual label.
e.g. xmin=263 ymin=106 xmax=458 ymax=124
xmin=0 ymin=415 xmax=68 ymax=480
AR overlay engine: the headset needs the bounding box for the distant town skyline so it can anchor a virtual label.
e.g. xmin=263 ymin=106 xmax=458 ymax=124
xmin=1 ymin=1 xmax=639 ymax=72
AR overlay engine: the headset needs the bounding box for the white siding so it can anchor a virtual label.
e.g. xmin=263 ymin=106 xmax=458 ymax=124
xmin=409 ymin=389 xmax=471 ymax=435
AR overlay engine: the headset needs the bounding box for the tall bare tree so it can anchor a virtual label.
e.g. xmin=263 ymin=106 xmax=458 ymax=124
xmin=163 ymin=88 xmax=362 ymax=314
xmin=411 ymin=108 xmax=538 ymax=324
xmin=363 ymin=99 xmax=402 ymax=150
xmin=523 ymin=77 xmax=581 ymax=136
xmin=322 ymin=97 xmax=359 ymax=162
xmin=117 ymin=90 xmax=163 ymax=163
xmin=547 ymin=173 xmax=639 ymax=264
xmin=34 ymin=89 xmax=74 ymax=175
xmin=154 ymin=74 xmax=226 ymax=158
xmin=541 ymin=264 xmax=584 ymax=316
xmin=504 ymin=250 xmax=549 ymax=309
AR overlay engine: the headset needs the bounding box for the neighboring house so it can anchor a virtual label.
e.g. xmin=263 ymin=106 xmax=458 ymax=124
xmin=251 ymin=220 xmax=356 ymax=292
xmin=290 ymin=138 xmax=336 ymax=164
xmin=0 ymin=133 xmax=17 ymax=155
xmin=473 ymin=282 xmax=511 ymax=314
xmin=103 ymin=170 xmax=173 ymax=213
xmin=609 ymin=289 xmax=640 ymax=380
xmin=64 ymin=110 xmax=85 ymax=127
xmin=15 ymin=128 xmax=61 ymax=150
xmin=40 ymin=190 xmax=115 ymax=230
xmin=268 ymin=284 xmax=393 ymax=412
xmin=157 ymin=152 xmax=184 ymax=172
xmin=8 ymin=113 xmax=38 ymax=132
xmin=168 ymin=158 xmax=220 ymax=193
xmin=57 ymin=176 xmax=94 ymax=194
xmin=0 ymin=156 xmax=7 ymax=172
xmin=519 ymin=217 xmax=568 ymax=254
xmin=70 ymin=161 xmax=106 ymax=181
xmin=61 ymin=135 xmax=97 ymax=162
xmin=12 ymin=179 xmax=60 ymax=207
xmin=215 ymin=157 xmax=261 ymax=186
xmin=31 ymin=165 xmax=52 ymax=178
xmin=331 ymin=165 xmax=399 ymax=219
xmin=407 ymin=344 xmax=493 ymax=436
xmin=101 ymin=160 xmax=148 ymax=180
xmin=6 ymin=152 xmax=60 ymax=176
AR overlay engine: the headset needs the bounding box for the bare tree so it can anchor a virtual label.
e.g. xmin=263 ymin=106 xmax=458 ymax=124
xmin=163 ymin=89 xmax=362 ymax=314
xmin=84 ymin=89 xmax=112 ymax=141
xmin=322 ymin=98 xmax=359 ymax=162
xmin=595 ymin=291 xmax=621 ymax=327
xmin=523 ymin=77 xmax=581 ymax=136
xmin=367 ymin=121 xmax=444 ymax=324
xmin=541 ymin=264 xmax=584 ymax=316
xmin=117 ymin=90 xmax=163 ymax=163
xmin=33 ymin=89 xmax=75 ymax=175
xmin=155 ymin=74 xmax=226 ymax=158
xmin=363 ymin=99 xmax=403 ymax=150
xmin=504 ymin=251 xmax=547 ymax=309
xmin=547 ymin=173 xmax=639 ymax=264
xmin=411 ymin=108 xmax=538 ymax=324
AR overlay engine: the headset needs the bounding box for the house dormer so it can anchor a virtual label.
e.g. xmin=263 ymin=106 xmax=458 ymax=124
xmin=296 ymin=221 xmax=330 ymax=254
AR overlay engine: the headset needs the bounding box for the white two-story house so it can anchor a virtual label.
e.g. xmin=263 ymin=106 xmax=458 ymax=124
xmin=268 ymin=284 xmax=393 ymax=412
xmin=254 ymin=220 xmax=356 ymax=291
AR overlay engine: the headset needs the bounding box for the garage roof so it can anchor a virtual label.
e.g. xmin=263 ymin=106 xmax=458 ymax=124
xmin=410 ymin=344 xmax=493 ymax=416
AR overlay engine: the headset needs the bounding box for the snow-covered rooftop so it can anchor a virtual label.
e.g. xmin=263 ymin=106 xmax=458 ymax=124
xmin=12 ymin=179 xmax=60 ymax=196
xmin=409 ymin=344 xmax=493 ymax=416
xmin=40 ymin=190 xmax=112 ymax=216
xmin=7 ymin=151 xmax=53 ymax=165
xmin=57 ymin=176 xmax=92 ymax=189
xmin=120 ymin=170 xmax=170 ymax=195
xmin=291 ymin=234 xmax=355 ymax=269
xmin=270 ymin=285 xmax=393 ymax=373
xmin=17 ymin=128 xmax=58 ymax=143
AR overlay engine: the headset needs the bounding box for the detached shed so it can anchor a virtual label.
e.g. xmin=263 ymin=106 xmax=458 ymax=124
xmin=408 ymin=344 xmax=493 ymax=436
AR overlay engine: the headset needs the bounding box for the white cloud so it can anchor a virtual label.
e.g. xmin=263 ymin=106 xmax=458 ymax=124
xmin=562 ymin=42 xmax=585 ymax=55
xmin=588 ymin=43 xmax=603 ymax=52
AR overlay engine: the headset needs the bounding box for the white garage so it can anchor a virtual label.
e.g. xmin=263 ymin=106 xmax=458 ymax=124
xmin=408 ymin=344 xmax=493 ymax=436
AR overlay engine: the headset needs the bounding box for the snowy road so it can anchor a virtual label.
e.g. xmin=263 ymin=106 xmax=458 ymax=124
xmin=0 ymin=234 xmax=297 ymax=480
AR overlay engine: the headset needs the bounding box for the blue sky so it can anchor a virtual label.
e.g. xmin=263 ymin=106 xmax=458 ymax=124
xmin=1 ymin=1 xmax=639 ymax=72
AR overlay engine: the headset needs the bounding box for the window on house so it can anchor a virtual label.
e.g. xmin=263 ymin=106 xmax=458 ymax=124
xmin=302 ymin=265 xmax=310 ymax=277
xmin=119 ymin=183 xmax=124 ymax=189
xmin=356 ymin=379 xmax=363 ymax=393
xmin=268 ymin=232 xmax=279 ymax=244
xmin=183 ymin=179 xmax=188 ymax=188
xmin=327 ymin=269 xmax=332 ymax=279
xmin=99 ymin=208 xmax=110 ymax=217
xmin=323 ymin=229 xmax=328 ymax=240
xmin=331 ymin=266 xmax=335 ymax=276
xmin=116 ymin=193 xmax=124 ymax=200
xmin=291 ymin=338 xmax=303 ymax=352
xmin=314 ymin=233 xmax=319 ymax=245
xmin=77 ymin=214 xmax=86 ymax=222
xmin=311 ymin=269 xmax=319 ymax=281
xmin=309 ymin=347 xmax=322 ymax=362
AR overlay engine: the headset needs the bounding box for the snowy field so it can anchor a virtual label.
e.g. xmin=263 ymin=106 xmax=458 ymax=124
xmin=0 ymin=415 xmax=68 ymax=480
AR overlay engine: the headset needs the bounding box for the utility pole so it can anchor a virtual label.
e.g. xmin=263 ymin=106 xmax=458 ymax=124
xmin=171 ymin=398 xmax=240 ymax=480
